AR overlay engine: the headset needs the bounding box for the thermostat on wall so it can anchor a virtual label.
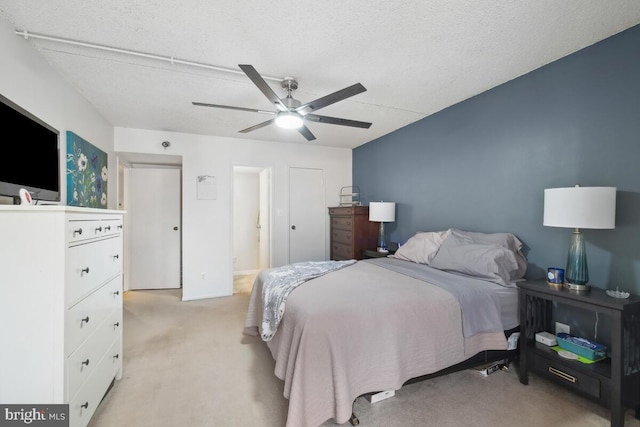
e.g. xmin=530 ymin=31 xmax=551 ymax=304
xmin=535 ymin=331 xmax=557 ymax=346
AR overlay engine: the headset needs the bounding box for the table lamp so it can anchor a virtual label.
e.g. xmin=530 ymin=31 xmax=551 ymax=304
xmin=369 ymin=201 xmax=396 ymax=253
xmin=543 ymin=185 xmax=616 ymax=291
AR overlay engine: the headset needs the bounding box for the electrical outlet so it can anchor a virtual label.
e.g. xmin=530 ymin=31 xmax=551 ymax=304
xmin=556 ymin=322 xmax=570 ymax=335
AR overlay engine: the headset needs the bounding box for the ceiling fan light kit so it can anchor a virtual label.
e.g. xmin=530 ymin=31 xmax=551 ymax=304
xmin=193 ymin=64 xmax=372 ymax=141
xmin=275 ymin=112 xmax=303 ymax=129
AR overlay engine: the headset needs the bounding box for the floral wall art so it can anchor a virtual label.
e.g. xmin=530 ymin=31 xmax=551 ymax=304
xmin=66 ymin=131 xmax=108 ymax=208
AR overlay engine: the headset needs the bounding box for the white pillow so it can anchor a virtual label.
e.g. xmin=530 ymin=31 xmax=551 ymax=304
xmin=389 ymin=230 xmax=449 ymax=264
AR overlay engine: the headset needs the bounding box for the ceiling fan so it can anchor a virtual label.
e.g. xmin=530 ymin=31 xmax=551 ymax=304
xmin=193 ymin=64 xmax=372 ymax=141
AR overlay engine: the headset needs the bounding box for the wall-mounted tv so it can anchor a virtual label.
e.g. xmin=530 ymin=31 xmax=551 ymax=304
xmin=0 ymin=94 xmax=60 ymax=203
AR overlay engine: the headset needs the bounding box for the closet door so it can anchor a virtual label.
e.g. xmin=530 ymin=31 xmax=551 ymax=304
xmin=129 ymin=167 xmax=181 ymax=289
xmin=289 ymin=167 xmax=325 ymax=263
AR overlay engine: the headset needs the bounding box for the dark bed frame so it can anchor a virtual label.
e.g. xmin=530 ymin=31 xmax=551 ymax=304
xmin=348 ymin=326 xmax=521 ymax=425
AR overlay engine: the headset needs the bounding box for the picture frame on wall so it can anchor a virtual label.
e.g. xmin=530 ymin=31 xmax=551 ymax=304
xmin=66 ymin=131 xmax=108 ymax=208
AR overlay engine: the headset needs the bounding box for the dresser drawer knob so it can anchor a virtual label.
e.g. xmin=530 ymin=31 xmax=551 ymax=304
xmin=117 ymin=224 xmax=123 ymax=230
xmin=113 ymin=290 xmax=120 ymax=296
xmin=113 ymin=254 xmax=120 ymax=260
xmin=81 ymin=316 xmax=90 ymax=324
xmin=82 ymin=359 xmax=90 ymax=366
xmin=113 ymin=354 xmax=120 ymax=360
xmin=548 ymin=367 xmax=576 ymax=383
xmin=94 ymin=226 xmax=103 ymax=233
xmin=81 ymin=267 xmax=90 ymax=276
xmin=73 ymin=228 xmax=83 ymax=236
xmin=114 ymin=322 xmax=120 ymax=328
xmin=105 ymin=225 xmax=111 ymax=231
xmin=81 ymin=402 xmax=89 ymax=409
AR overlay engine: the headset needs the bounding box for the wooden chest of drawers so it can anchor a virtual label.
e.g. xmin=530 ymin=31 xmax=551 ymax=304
xmin=328 ymin=206 xmax=378 ymax=260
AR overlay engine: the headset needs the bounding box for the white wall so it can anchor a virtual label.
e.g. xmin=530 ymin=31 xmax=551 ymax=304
xmin=114 ymin=128 xmax=352 ymax=301
xmin=0 ymin=18 xmax=116 ymax=208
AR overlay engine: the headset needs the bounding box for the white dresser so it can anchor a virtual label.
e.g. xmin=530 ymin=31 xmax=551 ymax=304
xmin=0 ymin=206 xmax=124 ymax=427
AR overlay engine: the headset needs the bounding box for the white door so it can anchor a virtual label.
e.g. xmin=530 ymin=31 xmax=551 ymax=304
xmin=289 ymin=167 xmax=325 ymax=263
xmin=129 ymin=167 xmax=181 ymax=289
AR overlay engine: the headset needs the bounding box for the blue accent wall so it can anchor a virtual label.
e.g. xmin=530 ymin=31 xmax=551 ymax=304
xmin=354 ymin=25 xmax=640 ymax=297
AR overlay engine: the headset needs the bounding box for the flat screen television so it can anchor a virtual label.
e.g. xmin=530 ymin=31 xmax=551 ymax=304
xmin=0 ymin=94 xmax=60 ymax=203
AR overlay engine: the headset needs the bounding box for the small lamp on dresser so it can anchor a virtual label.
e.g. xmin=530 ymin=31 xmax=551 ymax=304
xmin=543 ymin=185 xmax=616 ymax=291
xmin=369 ymin=201 xmax=396 ymax=253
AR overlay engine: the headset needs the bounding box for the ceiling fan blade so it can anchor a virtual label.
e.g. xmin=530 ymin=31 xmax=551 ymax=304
xmin=192 ymin=102 xmax=275 ymax=115
xmin=239 ymin=118 xmax=275 ymax=134
xmin=297 ymin=124 xmax=316 ymax=141
xmin=239 ymin=64 xmax=288 ymax=112
xmin=304 ymin=114 xmax=372 ymax=129
xmin=295 ymin=83 xmax=367 ymax=116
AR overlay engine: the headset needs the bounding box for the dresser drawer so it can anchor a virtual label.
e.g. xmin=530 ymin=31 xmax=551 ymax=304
xmin=332 ymin=228 xmax=353 ymax=245
xmin=328 ymin=207 xmax=354 ymax=216
xmin=331 ymin=243 xmax=354 ymax=260
xmin=331 ymin=217 xmax=355 ymax=231
xmin=66 ymin=236 xmax=122 ymax=306
xmin=532 ymin=353 xmax=600 ymax=399
xmin=67 ymin=308 xmax=122 ymax=397
xmin=67 ymin=217 xmax=123 ymax=245
xmin=66 ymin=276 xmax=122 ymax=355
xmin=69 ymin=337 xmax=121 ymax=427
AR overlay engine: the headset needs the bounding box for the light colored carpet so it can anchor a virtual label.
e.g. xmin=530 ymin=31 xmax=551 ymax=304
xmin=88 ymin=288 xmax=640 ymax=427
xmin=233 ymin=273 xmax=257 ymax=294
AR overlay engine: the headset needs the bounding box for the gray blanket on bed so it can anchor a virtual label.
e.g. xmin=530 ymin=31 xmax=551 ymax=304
xmin=365 ymin=257 xmax=504 ymax=337
xmin=260 ymin=259 xmax=356 ymax=341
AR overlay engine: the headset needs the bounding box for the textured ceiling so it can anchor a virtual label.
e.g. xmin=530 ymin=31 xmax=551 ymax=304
xmin=1 ymin=1 xmax=639 ymax=149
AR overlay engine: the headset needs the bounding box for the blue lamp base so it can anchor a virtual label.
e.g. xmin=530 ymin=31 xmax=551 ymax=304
xmin=564 ymin=228 xmax=590 ymax=292
xmin=377 ymin=222 xmax=388 ymax=253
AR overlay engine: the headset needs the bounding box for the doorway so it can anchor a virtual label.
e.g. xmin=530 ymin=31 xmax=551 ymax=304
xmin=122 ymin=163 xmax=182 ymax=292
xmin=232 ymin=166 xmax=271 ymax=294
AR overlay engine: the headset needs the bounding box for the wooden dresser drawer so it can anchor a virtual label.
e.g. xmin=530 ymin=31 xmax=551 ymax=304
xmin=66 ymin=276 xmax=122 ymax=355
xmin=332 ymin=228 xmax=353 ymax=245
xmin=331 ymin=216 xmax=354 ymax=231
xmin=532 ymin=353 xmax=601 ymax=399
xmin=331 ymin=243 xmax=354 ymax=260
xmin=328 ymin=207 xmax=354 ymax=216
xmin=66 ymin=236 xmax=122 ymax=306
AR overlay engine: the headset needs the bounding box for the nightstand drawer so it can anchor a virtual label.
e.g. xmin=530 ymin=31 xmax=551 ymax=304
xmin=532 ymin=353 xmax=600 ymax=399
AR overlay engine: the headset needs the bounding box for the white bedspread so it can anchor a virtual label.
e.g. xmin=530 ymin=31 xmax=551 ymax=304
xmin=244 ymin=260 xmax=509 ymax=427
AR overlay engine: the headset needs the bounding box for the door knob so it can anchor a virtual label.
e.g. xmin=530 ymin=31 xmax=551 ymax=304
xmin=173 ymin=226 xmax=179 ymax=230
xmin=291 ymin=225 xmax=296 ymax=230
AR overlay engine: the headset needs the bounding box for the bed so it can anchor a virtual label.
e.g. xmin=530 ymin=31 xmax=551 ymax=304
xmin=244 ymin=228 xmax=526 ymax=427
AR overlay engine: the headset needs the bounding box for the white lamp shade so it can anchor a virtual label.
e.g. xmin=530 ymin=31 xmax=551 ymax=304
xmin=543 ymin=186 xmax=616 ymax=229
xmin=369 ymin=202 xmax=396 ymax=222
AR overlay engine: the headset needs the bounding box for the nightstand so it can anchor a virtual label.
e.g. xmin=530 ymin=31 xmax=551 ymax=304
xmin=362 ymin=249 xmax=395 ymax=259
xmin=518 ymin=280 xmax=640 ymax=427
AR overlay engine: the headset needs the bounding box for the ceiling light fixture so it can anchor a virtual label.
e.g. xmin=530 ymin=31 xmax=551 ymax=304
xmin=275 ymin=112 xmax=303 ymax=129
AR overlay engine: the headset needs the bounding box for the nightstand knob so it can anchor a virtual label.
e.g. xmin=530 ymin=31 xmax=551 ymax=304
xmin=291 ymin=225 xmax=296 ymax=230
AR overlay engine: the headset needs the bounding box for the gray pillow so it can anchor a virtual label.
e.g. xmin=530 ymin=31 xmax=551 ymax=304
xmin=389 ymin=230 xmax=449 ymax=265
xmin=449 ymin=228 xmax=527 ymax=279
xmin=430 ymin=231 xmax=522 ymax=287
